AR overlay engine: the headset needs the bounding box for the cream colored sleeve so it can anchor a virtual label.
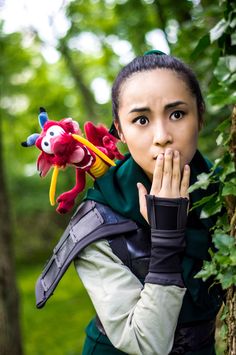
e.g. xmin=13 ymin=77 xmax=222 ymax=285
xmin=74 ymin=239 xmax=186 ymax=355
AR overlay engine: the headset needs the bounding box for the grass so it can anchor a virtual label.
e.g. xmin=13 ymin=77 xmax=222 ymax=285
xmin=17 ymin=262 xmax=95 ymax=355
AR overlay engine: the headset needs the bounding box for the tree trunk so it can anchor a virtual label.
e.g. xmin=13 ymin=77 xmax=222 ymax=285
xmin=226 ymin=286 xmax=236 ymax=355
xmin=58 ymin=40 xmax=98 ymax=119
xmin=0 ymin=117 xmax=22 ymax=355
xmin=225 ymin=105 xmax=236 ymax=355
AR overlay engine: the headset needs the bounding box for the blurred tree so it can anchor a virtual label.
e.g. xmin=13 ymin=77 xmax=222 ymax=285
xmin=0 ymin=124 xmax=22 ymax=355
xmin=0 ymin=27 xmax=22 ymax=355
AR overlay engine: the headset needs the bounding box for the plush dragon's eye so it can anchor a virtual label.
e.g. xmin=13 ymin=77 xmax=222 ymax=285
xmin=41 ymin=125 xmax=66 ymax=154
xmin=47 ymin=125 xmax=65 ymax=137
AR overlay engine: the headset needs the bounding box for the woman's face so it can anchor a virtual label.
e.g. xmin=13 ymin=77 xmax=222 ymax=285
xmin=115 ymin=69 xmax=199 ymax=180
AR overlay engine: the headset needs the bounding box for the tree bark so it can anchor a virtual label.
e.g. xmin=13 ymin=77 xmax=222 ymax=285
xmin=0 ymin=117 xmax=22 ymax=355
xmin=225 ymin=105 xmax=236 ymax=355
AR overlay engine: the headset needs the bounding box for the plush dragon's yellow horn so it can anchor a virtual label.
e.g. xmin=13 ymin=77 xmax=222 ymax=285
xmin=49 ymin=135 xmax=116 ymax=207
xmin=71 ymin=134 xmax=116 ymax=167
xmin=49 ymin=165 xmax=59 ymax=206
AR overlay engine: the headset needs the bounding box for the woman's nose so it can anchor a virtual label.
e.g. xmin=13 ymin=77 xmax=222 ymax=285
xmin=153 ymin=121 xmax=173 ymax=146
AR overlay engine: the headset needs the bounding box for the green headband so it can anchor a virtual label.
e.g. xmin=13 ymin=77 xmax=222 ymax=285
xmin=144 ymin=49 xmax=166 ymax=56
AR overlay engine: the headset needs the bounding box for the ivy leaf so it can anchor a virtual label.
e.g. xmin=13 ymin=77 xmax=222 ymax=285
xmin=195 ymin=261 xmax=217 ymax=280
xmin=228 ymin=72 xmax=236 ymax=84
xmin=222 ymin=180 xmax=236 ymax=195
xmin=219 ymin=160 xmax=235 ymax=181
xmin=215 ymin=214 xmax=231 ymax=233
xmin=215 ymin=118 xmax=230 ymax=133
xmin=231 ymin=32 xmax=236 ymax=46
xmin=210 ymin=19 xmax=229 ymax=43
xmin=200 ymin=199 xmax=222 ymax=218
xmin=191 ymin=34 xmax=210 ymax=59
xmin=230 ymin=248 xmax=236 ymax=265
xmin=230 ymin=13 xmax=236 ymax=29
xmin=216 ymin=132 xmax=224 ymax=146
xmin=188 ymin=172 xmax=212 ymax=193
xmin=214 ymin=56 xmax=236 ymax=82
xmin=219 ymin=270 xmax=236 ymax=289
xmin=190 ymin=192 xmax=217 ymax=210
xmin=207 ymin=88 xmax=236 ymax=106
xmin=211 ymin=157 xmax=224 ymax=171
xmin=213 ymin=232 xmax=235 ymax=252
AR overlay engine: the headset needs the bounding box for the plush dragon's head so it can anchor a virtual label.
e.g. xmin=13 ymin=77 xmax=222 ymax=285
xmin=22 ymin=107 xmax=83 ymax=176
xmin=21 ymin=108 xmax=123 ymax=212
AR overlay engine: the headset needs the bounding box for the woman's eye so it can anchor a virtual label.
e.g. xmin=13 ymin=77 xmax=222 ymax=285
xmin=170 ymin=111 xmax=185 ymax=121
xmin=133 ymin=116 xmax=149 ymax=126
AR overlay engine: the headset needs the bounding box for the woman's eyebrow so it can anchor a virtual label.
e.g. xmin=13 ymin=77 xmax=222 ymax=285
xmin=164 ymin=101 xmax=187 ymax=109
xmin=129 ymin=107 xmax=150 ymax=114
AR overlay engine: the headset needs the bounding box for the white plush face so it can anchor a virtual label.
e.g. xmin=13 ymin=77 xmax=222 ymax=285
xmin=41 ymin=125 xmax=66 ymax=154
xmin=115 ymin=69 xmax=199 ymax=180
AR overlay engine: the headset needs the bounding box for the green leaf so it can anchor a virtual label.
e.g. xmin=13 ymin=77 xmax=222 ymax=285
xmin=230 ymin=249 xmax=236 ymax=265
xmin=214 ymin=56 xmax=236 ymax=82
xmin=230 ymin=14 xmax=236 ymax=29
xmin=219 ymin=270 xmax=236 ymax=289
xmin=200 ymin=199 xmax=222 ymax=219
xmin=210 ymin=19 xmax=229 ymax=43
xmin=216 ymin=132 xmax=224 ymax=146
xmin=215 ymin=214 xmax=231 ymax=233
xmin=215 ymin=118 xmax=231 ymax=133
xmin=191 ymin=34 xmax=210 ymax=59
xmin=195 ymin=261 xmax=217 ymax=280
xmin=208 ymin=88 xmax=236 ymax=105
xmin=213 ymin=232 xmax=235 ymax=251
xmin=228 ymin=72 xmax=236 ymax=84
xmin=190 ymin=192 xmax=217 ymax=210
xmin=188 ymin=172 xmax=212 ymax=193
xmin=231 ymin=32 xmax=236 ymax=45
xmin=222 ymin=180 xmax=236 ymax=196
xmin=214 ymin=253 xmax=231 ymax=265
xmin=211 ymin=157 xmax=224 ymax=172
xmin=219 ymin=160 xmax=235 ymax=181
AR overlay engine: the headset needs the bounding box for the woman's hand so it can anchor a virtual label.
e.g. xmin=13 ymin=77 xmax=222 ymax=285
xmin=137 ymin=149 xmax=190 ymax=223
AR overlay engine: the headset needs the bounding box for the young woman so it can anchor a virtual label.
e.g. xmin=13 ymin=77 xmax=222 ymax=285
xmin=71 ymin=51 xmax=224 ymax=355
xmin=36 ymin=51 xmax=223 ymax=354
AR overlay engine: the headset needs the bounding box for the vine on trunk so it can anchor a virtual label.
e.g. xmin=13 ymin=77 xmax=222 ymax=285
xmin=189 ymin=1 xmax=236 ymax=353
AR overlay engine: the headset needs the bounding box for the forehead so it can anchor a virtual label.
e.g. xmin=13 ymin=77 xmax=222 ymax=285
xmin=119 ymin=69 xmax=194 ymax=109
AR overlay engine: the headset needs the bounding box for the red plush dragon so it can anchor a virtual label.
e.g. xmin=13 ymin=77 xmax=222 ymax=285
xmin=22 ymin=107 xmax=124 ymax=213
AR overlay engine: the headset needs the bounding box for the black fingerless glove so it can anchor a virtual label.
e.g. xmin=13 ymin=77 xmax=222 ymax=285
xmin=145 ymin=196 xmax=189 ymax=288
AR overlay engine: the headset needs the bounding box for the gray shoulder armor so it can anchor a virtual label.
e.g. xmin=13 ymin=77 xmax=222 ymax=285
xmin=35 ymin=200 xmax=137 ymax=309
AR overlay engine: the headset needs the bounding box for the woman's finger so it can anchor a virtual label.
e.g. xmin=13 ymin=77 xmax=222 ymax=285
xmin=160 ymin=149 xmax=173 ymax=192
xmin=150 ymin=153 xmax=164 ymax=195
xmin=180 ymin=165 xmax=190 ymax=198
xmin=137 ymin=182 xmax=148 ymax=222
xmin=172 ymin=150 xmax=181 ymax=195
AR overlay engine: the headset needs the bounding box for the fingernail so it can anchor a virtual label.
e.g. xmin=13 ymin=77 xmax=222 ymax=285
xmin=166 ymin=149 xmax=172 ymax=155
xmin=158 ymin=153 xmax=163 ymax=160
xmin=174 ymin=150 xmax=179 ymax=157
xmin=185 ymin=165 xmax=189 ymax=171
xmin=137 ymin=182 xmax=141 ymax=189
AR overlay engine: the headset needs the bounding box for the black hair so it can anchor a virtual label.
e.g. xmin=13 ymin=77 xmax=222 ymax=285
xmin=110 ymin=54 xmax=205 ymax=137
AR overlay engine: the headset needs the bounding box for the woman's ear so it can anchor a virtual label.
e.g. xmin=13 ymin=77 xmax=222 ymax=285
xmin=114 ymin=120 xmax=126 ymax=143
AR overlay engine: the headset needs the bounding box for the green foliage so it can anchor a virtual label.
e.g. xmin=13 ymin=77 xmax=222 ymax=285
xmin=189 ymin=0 xmax=236 ymax=292
xmin=2 ymin=0 xmax=229 ymax=263
xmin=187 ymin=4 xmax=236 ymax=350
xmin=1 ymin=0 xmax=234 ymax=353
